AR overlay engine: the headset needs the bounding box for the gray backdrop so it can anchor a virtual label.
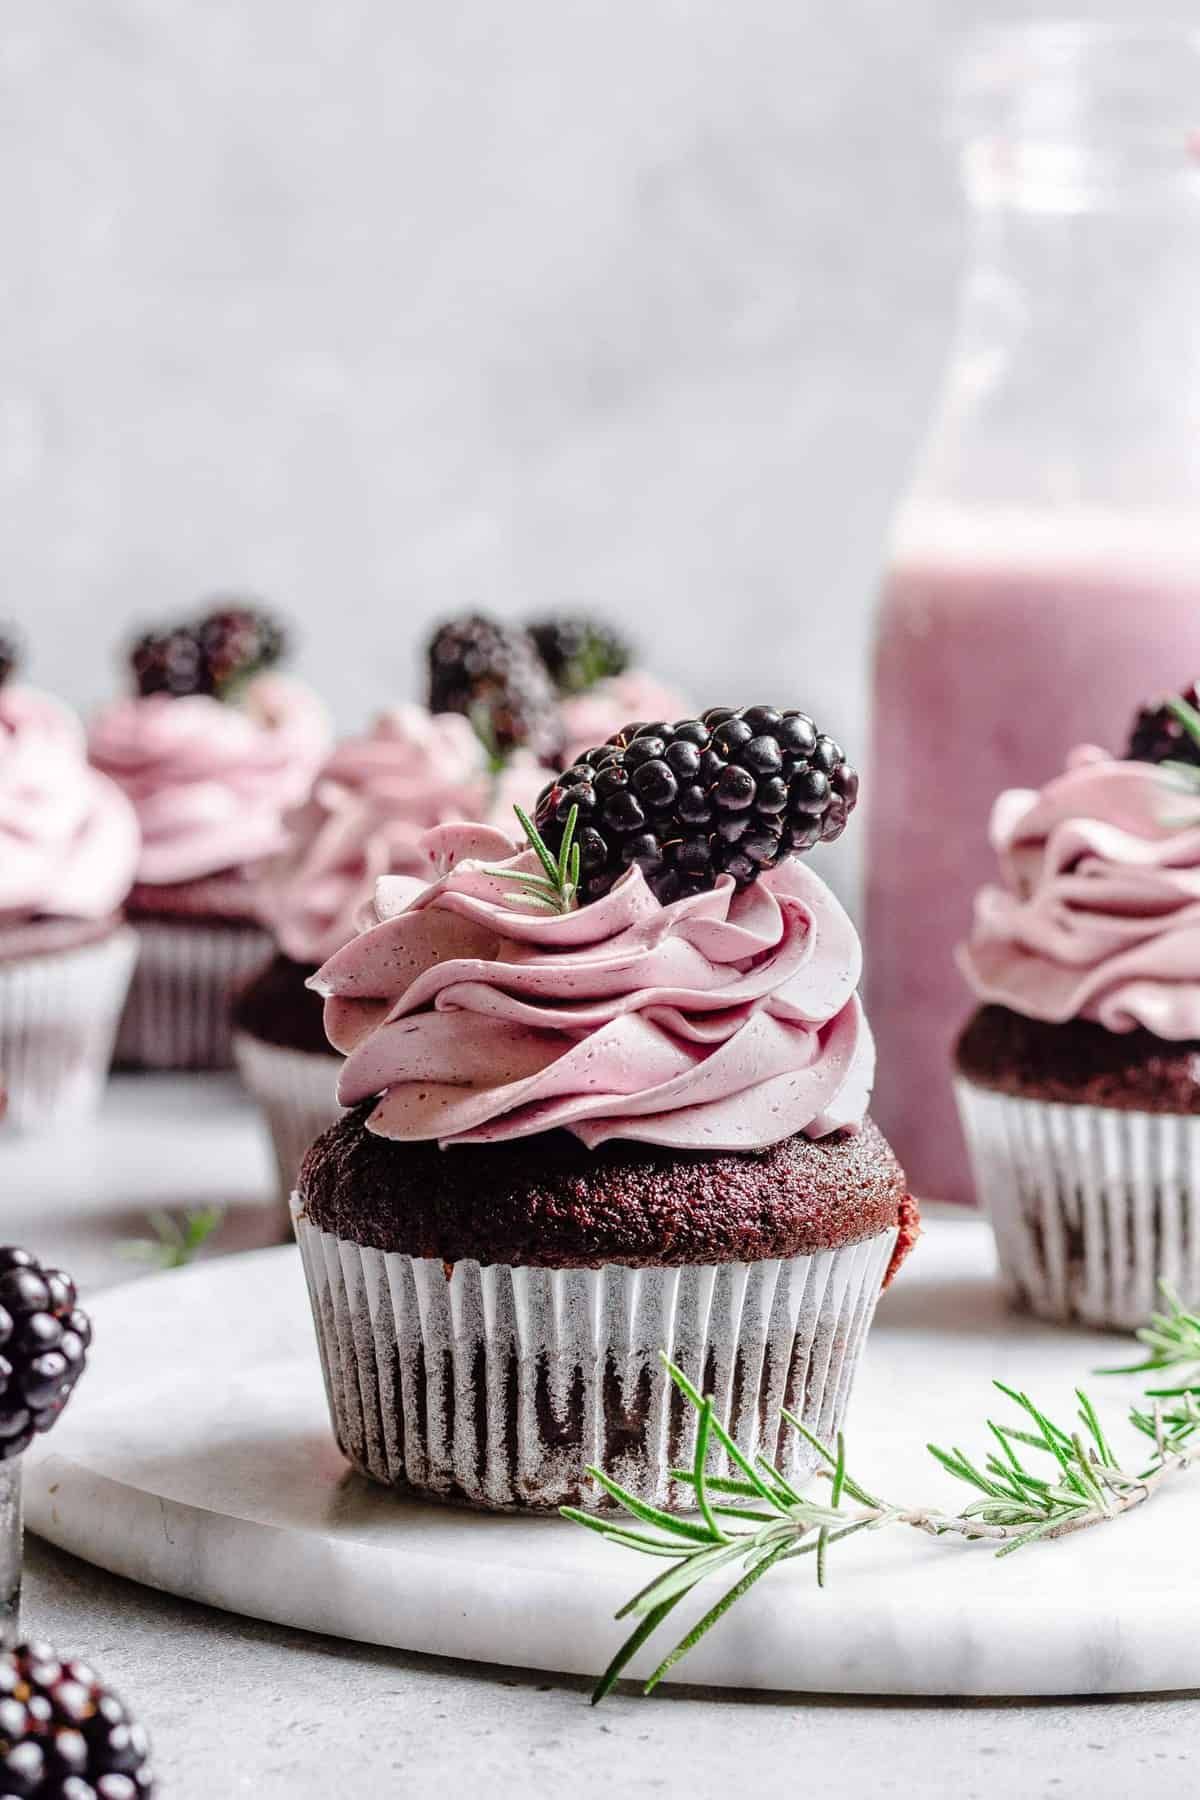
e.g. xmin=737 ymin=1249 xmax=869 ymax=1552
xmin=2 ymin=0 xmax=1157 ymax=905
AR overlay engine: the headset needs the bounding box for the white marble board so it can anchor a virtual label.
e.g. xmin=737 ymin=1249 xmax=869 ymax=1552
xmin=23 ymin=1218 xmax=1200 ymax=1696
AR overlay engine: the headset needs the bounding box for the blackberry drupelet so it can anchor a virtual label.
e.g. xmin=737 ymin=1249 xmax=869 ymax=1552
xmin=0 ymin=631 xmax=19 ymax=689
xmin=427 ymin=613 xmax=563 ymax=763
xmin=0 ymin=1642 xmax=153 ymax=1798
xmin=197 ymin=601 xmax=286 ymax=697
xmin=1127 ymin=683 xmax=1200 ymax=767
xmin=534 ymin=704 xmax=859 ymax=905
xmin=129 ymin=627 xmax=210 ymax=699
xmin=526 ymin=614 xmax=631 ymax=696
xmin=0 ymin=1251 xmax=90 ymax=1462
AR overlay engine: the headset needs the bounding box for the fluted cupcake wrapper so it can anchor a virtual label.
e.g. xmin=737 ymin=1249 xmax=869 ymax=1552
xmin=233 ymin=1030 xmax=342 ymax=1206
xmin=115 ymin=919 xmax=273 ymax=1072
xmin=290 ymin=1197 xmax=896 ymax=1512
xmin=0 ymin=929 xmax=138 ymax=1132
xmin=955 ymin=1076 xmax=1200 ymax=1329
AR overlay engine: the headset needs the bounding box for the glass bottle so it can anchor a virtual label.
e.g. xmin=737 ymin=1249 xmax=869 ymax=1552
xmin=866 ymin=23 xmax=1200 ymax=1205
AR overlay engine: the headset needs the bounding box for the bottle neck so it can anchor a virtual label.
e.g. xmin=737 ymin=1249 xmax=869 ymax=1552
xmin=907 ymin=183 xmax=1200 ymax=516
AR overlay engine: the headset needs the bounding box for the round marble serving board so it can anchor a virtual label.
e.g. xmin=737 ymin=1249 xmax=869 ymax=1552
xmin=24 ymin=1217 xmax=1200 ymax=1696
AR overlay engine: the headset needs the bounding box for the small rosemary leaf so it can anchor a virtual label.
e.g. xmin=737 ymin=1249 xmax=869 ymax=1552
xmin=780 ymin=1407 xmax=880 ymax=1508
xmin=995 ymin=1514 xmax=1088 ymax=1559
xmin=831 ymin=1432 xmax=847 ymax=1509
xmin=708 ymin=1503 xmax=781 ymax=1524
xmin=1076 ymin=1390 xmax=1117 ymax=1467
xmin=692 ymin=1399 xmax=725 ymax=1542
xmin=642 ymin=1542 xmax=791 ymax=1695
xmin=585 ymin=1466 xmax=720 ymax=1544
xmin=670 ymin=1470 xmax=767 ymax=1499
xmin=558 ymin=1509 xmax=690 ymax=1557
xmin=591 ymin=1594 xmax=689 ymax=1705
xmin=785 ymin=1517 xmax=876 ymax=1560
xmin=754 ymin=1452 xmax=801 ymax=1507
xmin=1167 ymin=693 xmax=1200 ymax=750
xmin=514 ymin=804 xmax=561 ymax=884
xmin=816 ymin=1526 xmax=829 ymax=1589
xmin=664 ymin=1358 xmax=783 ymax=1506
xmin=622 ymin=1542 xmax=750 ymax=1619
xmin=557 ymin=804 xmax=579 ymax=884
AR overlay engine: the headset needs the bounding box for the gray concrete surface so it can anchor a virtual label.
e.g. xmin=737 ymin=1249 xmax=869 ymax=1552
xmin=21 ymin=1537 xmax=1200 ymax=1798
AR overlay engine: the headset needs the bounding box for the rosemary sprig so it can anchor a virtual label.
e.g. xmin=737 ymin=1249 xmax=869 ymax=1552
xmin=121 ymin=1205 xmax=226 ymax=1270
xmin=1099 ymin=1282 xmax=1200 ymax=1389
xmin=569 ymin=1327 xmax=1200 ymax=1703
xmin=485 ymin=804 xmax=580 ymax=914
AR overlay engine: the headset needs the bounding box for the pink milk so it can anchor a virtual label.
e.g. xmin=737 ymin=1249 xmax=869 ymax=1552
xmin=865 ymin=513 xmax=1200 ymax=1206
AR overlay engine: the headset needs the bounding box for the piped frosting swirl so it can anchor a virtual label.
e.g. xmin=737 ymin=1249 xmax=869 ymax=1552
xmin=959 ymin=745 xmax=1200 ymax=1038
xmin=260 ymin=706 xmax=541 ymax=965
xmin=313 ymin=824 xmax=873 ymax=1150
xmin=89 ymin=673 xmax=330 ymax=886
xmin=1 ymin=685 xmax=139 ymax=921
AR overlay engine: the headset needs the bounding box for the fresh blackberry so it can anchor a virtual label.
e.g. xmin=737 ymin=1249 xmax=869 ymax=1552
xmin=428 ymin=613 xmax=563 ymax=763
xmin=0 ymin=630 xmax=19 ymax=690
xmin=128 ymin=627 xmax=210 ymax=699
xmin=534 ymin=704 xmax=859 ymax=905
xmin=1127 ymin=684 xmax=1200 ymax=767
xmin=0 ymin=1641 xmax=153 ymax=1797
xmin=197 ymin=601 xmax=286 ymax=697
xmin=0 ymin=1251 xmax=90 ymax=1462
xmin=526 ymin=614 xmax=631 ymax=696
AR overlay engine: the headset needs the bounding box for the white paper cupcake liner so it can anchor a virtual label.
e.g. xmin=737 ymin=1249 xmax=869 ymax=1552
xmin=0 ymin=929 xmax=138 ymax=1132
xmin=290 ymin=1198 xmax=896 ymax=1512
xmin=233 ymin=1030 xmax=342 ymax=1204
xmin=115 ymin=920 xmax=272 ymax=1072
xmin=955 ymin=1076 xmax=1200 ymax=1328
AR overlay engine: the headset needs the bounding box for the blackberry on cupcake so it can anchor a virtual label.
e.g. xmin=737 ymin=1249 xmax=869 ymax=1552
xmin=427 ymin=613 xmax=562 ymax=765
xmin=534 ymin=704 xmax=859 ymax=904
xmin=527 ymin=614 xmax=631 ymax=697
xmin=1127 ymin=683 xmax=1200 ymax=768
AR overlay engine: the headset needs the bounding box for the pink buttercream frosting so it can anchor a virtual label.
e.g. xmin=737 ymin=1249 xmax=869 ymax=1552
xmin=260 ymin=705 xmax=543 ymax=965
xmin=560 ymin=670 xmax=695 ymax=765
xmin=0 ymin=684 xmax=140 ymax=921
xmin=312 ymin=826 xmax=874 ymax=1150
xmin=959 ymin=745 xmax=1200 ymax=1037
xmin=89 ymin=673 xmax=331 ymax=886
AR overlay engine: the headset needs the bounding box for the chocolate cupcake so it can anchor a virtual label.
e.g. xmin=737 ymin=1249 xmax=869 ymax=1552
xmin=235 ymin=705 xmax=542 ymax=1201
xmin=89 ymin=603 xmax=330 ymax=1070
xmin=0 ymin=660 xmax=140 ymax=1129
xmin=291 ymin=705 xmax=917 ymax=1512
xmin=955 ymin=722 xmax=1200 ymax=1327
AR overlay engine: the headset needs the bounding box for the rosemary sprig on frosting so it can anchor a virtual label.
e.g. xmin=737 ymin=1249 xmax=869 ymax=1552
xmin=570 ymin=1307 xmax=1200 ymax=1703
xmin=485 ymin=803 xmax=581 ymax=914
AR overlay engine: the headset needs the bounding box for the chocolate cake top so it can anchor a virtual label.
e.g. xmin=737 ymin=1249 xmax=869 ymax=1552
xmin=956 ymin=1003 xmax=1200 ymax=1114
xmin=296 ymin=1105 xmax=916 ymax=1274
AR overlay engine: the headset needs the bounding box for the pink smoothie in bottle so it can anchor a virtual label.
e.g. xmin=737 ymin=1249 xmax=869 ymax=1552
xmin=866 ymin=510 xmax=1200 ymax=1206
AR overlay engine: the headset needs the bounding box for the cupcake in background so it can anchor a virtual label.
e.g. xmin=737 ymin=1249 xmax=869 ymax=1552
xmin=0 ymin=631 xmax=140 ymax=1129
xmin=955 ymin=685 xmax=1200 ymax=1328
xmin=234 ymin=704 xmax=540 ymax=1201
xmin=89 ymin=600 xmax=330 ymax=1071
xmin=291 ymin=703 xmax=913 ymax=1513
